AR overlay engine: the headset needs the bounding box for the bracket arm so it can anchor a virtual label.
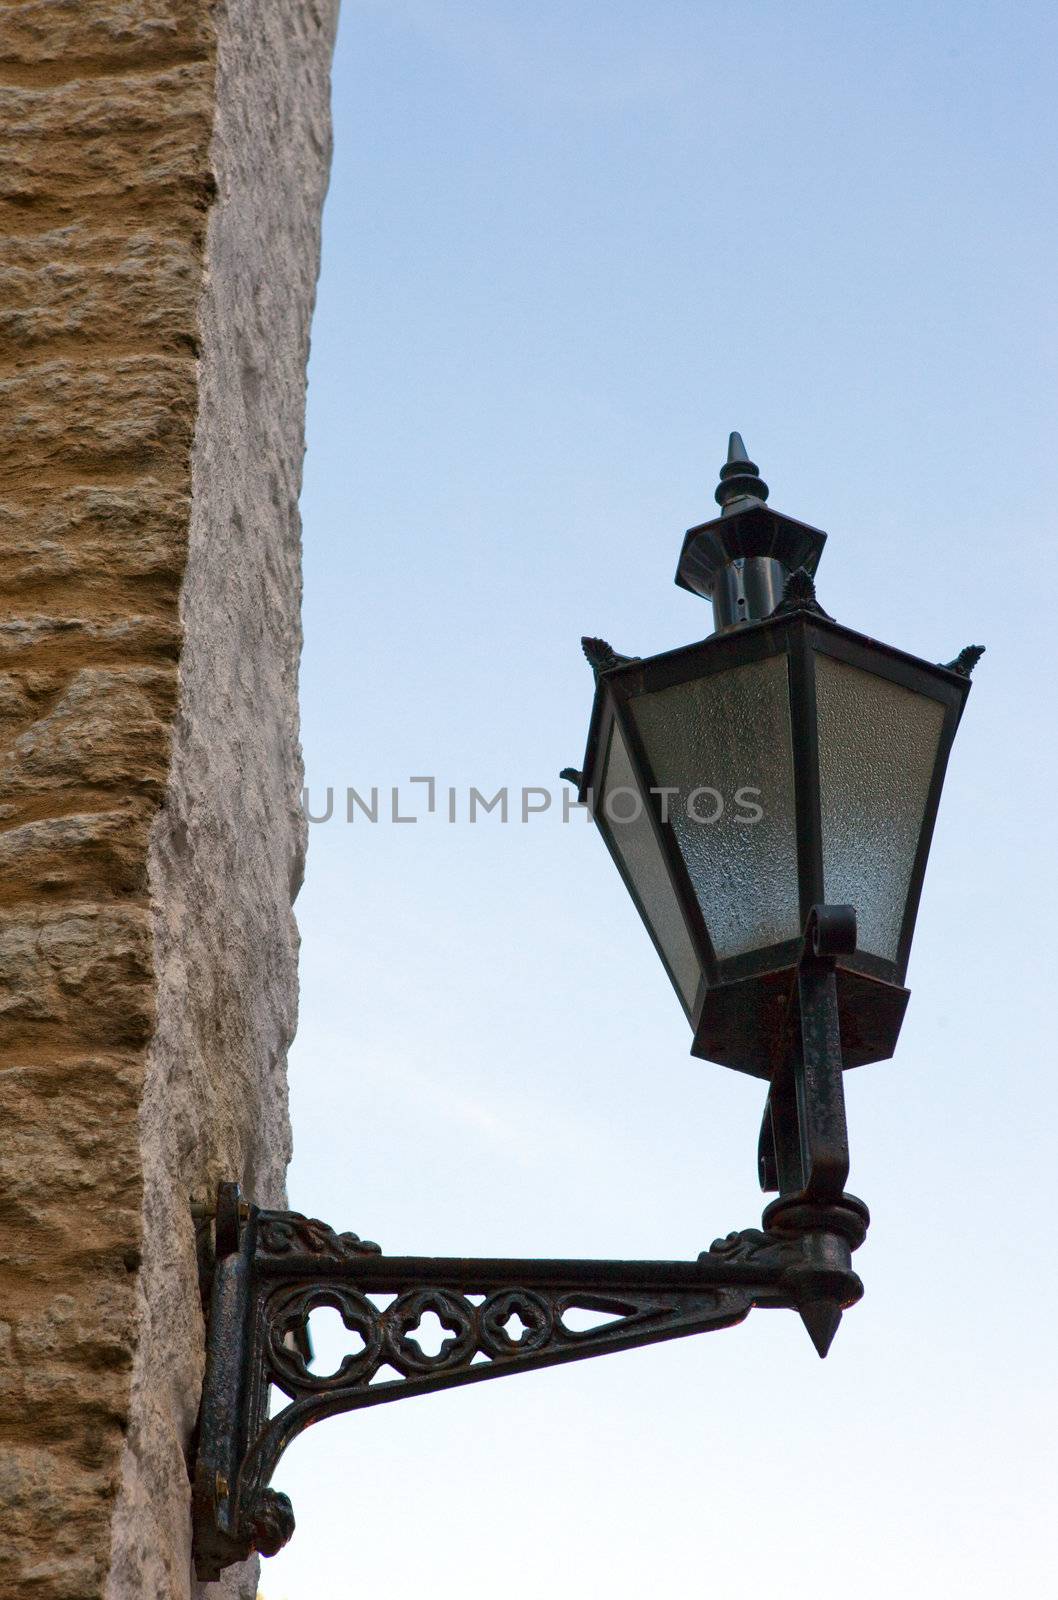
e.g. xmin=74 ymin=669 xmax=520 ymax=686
xmin=192 ymin=1183 xmax=867 ymax=1578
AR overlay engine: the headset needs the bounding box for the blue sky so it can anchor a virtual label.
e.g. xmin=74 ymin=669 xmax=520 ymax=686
xmin=262 ymin=4 xmax=1058 ymax=1595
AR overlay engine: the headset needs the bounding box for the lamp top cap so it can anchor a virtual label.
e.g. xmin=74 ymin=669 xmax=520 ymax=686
xmin=715 ymin=432 xmax=769 ymax=513
xmin=675 ymin=432 xmax=827 ymax=604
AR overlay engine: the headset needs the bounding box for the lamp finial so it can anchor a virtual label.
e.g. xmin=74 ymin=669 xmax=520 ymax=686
xmin=715 ymin=432 xmax=769 ymax=512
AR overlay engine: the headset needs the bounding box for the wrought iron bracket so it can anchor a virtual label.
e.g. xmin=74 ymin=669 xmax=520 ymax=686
xmin=191 ymin=1186 xmax=867 ymax=1578
xmin=191 ymin=905 xmax=869 ymax=1579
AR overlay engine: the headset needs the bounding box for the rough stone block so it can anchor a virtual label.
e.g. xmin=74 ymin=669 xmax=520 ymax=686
xmin=0 ymin=2 xmax=339 ymax=1592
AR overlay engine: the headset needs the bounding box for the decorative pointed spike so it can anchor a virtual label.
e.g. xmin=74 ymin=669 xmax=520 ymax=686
xmin=799 ymin=1299 xmax=843 ymax=1359
xmin=715 ymin=432 xmax=768 ymax=508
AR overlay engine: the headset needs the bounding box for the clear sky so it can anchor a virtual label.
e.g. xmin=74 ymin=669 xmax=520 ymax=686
xmin=261 ymin=4 xmax=1058 ymax=1595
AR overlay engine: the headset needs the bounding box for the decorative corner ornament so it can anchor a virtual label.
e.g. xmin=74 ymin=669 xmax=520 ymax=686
xmin=581 ymin=636 xmax=639 ymax=675
xmin=559 ymin=767 xmax=584 ymax=787
xmin=704 ymin=1227 xmax=788 ymax=1269
xmin=769 ymin=566 xmax=832 ymax=619
xmin=941 ymin=644 xmax=985 ymax=677
xmin=256 ymin=1211 xmax=381 ymax=1262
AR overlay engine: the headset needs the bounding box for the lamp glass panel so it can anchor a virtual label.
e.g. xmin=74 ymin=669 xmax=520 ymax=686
xmin=814 ymin=652 xmax=946 ymax=962
xmin=630 ymin=653 xmax=800 ymax=960
xmin=598 ymin=718 xmax=702 ymax=1013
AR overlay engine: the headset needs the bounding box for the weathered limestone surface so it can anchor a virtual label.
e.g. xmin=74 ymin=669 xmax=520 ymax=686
xmin=0 ymin=3 xmax=338 ymax=1595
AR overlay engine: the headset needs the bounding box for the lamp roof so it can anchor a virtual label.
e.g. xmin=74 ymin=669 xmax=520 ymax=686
xmin=676 ymin=434 xmax=827 ymax=600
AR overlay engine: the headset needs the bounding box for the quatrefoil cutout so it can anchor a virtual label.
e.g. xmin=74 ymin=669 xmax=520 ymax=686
xmin=479 ymin=1290 xmax=552 ymax=1357
xmin=385 ymin=1290 xmax=476 ymax=1373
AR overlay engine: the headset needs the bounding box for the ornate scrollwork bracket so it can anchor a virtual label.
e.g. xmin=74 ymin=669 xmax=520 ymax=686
xmin=191 ymin=1186 xmax=866 ymax=1578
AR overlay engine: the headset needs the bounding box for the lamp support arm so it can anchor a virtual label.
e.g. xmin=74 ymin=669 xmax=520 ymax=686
xmin=191 ymin=906 xmax=867 ymax=1579
xmin=192 ymin=1179 xmax=866 ymax=1578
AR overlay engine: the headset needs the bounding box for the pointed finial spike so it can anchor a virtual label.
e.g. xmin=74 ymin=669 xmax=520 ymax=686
xmin=799 ymin=1300 xmax=843 ymax=1359
xmin=715 ymin=432 xmax=768 ymax=511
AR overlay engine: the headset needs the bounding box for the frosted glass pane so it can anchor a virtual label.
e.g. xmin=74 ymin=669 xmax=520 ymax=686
xmin=630 ymin=654 xmax=800 ymax=960
xmin=815 ymin=653 xmax=945 ymax=962
xmin=599 ymin=720 xmax=701 ymax=1013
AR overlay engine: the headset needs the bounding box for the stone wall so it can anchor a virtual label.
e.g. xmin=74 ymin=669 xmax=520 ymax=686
xmin=0 ymin=4 xmax=338 ymax=1595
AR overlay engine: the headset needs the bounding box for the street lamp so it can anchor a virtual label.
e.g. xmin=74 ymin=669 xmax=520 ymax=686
xmin=564 ymin=433 xmax=978 ymax=1078
xmin=192 ymin=436 xmax=981 ymax=1580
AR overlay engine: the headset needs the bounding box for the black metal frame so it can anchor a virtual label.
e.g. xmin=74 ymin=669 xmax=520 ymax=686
xmin=191 ymin=907 xmax=868 ymax=1580
xmin=574 ymin=600 xmax=973 ymax=1076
